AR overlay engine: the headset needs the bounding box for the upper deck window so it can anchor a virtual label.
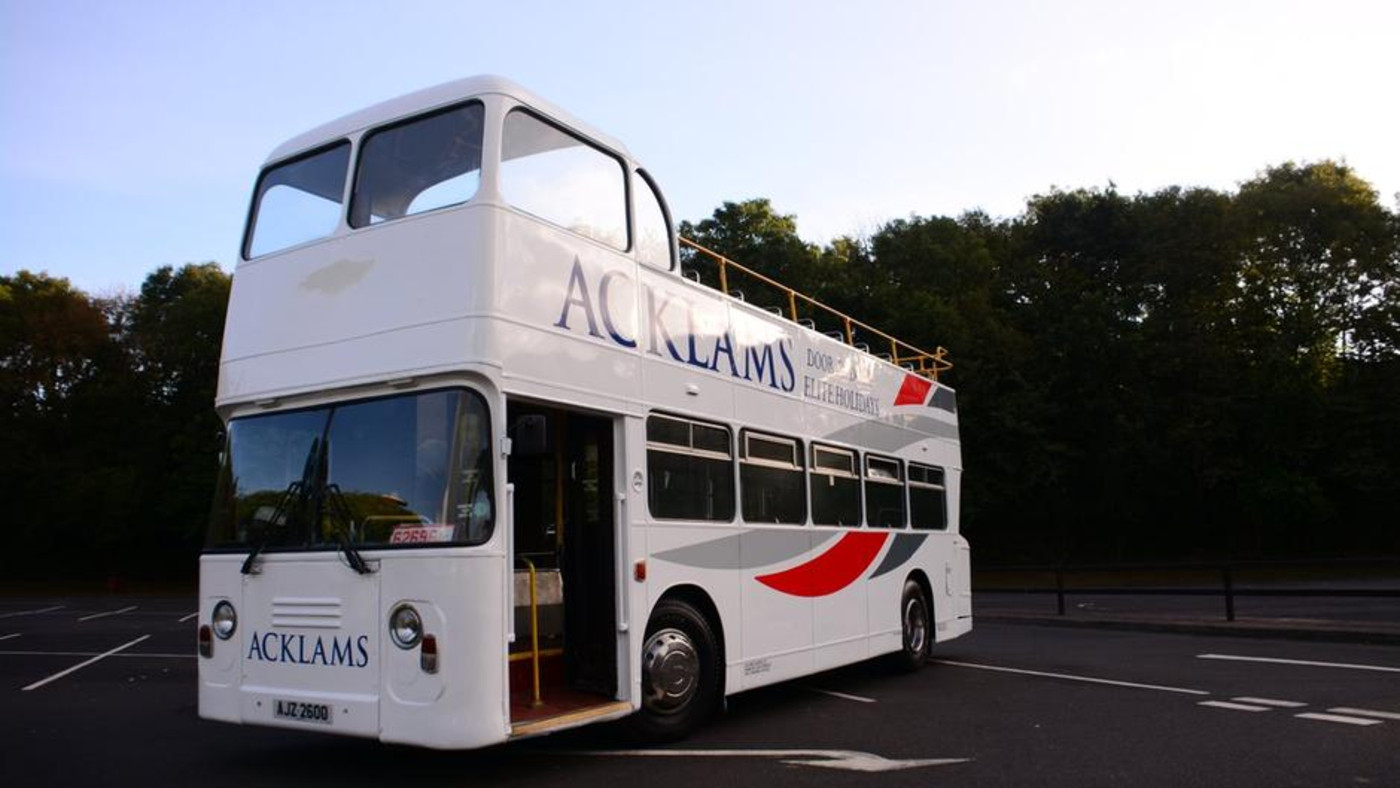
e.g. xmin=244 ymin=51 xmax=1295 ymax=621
xmin=244 ymin=142 xmax=351 ymax=259
xmin=634 ymin=170 xmax=674 ymax=269
xmin=350 ymin=102 xmax=484 ymax=228
xmin=501 ymin=109 xmax=627 ymax=251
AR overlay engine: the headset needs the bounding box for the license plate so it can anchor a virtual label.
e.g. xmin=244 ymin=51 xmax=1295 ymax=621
xmin=273 ymin=699 xmax=333 ymax=725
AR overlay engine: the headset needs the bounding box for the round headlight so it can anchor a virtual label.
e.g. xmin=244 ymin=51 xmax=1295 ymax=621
xmin=212 ymin=600 xmax=237 ymax=640
xmin=389 ymin=604 xmax=423 ymax=649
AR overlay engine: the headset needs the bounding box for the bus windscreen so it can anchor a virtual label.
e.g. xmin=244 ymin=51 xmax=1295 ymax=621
xmin=207 ymin=388 xmax=493 ymax=552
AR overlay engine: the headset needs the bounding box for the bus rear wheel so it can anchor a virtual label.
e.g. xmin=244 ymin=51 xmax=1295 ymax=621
xmin=892 ymin=580 xmax=930 ymax=672
xmin=631 ymin=598 xmax=721 ymax=742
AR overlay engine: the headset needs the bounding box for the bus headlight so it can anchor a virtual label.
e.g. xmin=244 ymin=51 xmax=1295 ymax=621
xmin=212 ymin=600 xmax=237 ymax=640
xmin=389 ymin=604 xmax=423 ymax=649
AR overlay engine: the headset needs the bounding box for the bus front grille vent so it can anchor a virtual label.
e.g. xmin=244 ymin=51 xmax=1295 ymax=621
xmin=271 ymin=597 xmax=343 ymax=630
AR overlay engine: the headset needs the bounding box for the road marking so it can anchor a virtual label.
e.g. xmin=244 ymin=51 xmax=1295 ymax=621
xmin=1199 ymin=700 xmax=1270 ymax=712
xmin=178 ymin=612 xmax=199 ymax=623
xmin=21 ymin=635 xmax=151 ymax=691
xmin=559 ymin=749 xmax=969 ymax=773
xmin=0 ymin=649 xmax=191 ymax=659
xmin=1231 ymin=697 xmax=1307 ymax=708
xmin=935 ymin=659 xmax=1209 ymax=696
xmin=1197 ymin=653 xmax=1400 ymax=674
xmin=78 ymin=605 xmax=138 ymax=622
xmin=804 ymin=687 xmax=877 ymax=703
xmin=1294 ymin=712 xmax=1383 ymax=727
xmin=0 ymin=633 xmax=21 ymax=642
xmin=0 ymin=605 xmax=64 ymax=619
xmin=1328 ymin=707 xmax=1400 ymax=721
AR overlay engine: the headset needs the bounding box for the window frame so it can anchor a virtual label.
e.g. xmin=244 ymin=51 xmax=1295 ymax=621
xmin=633 ymin=167 xmax=676 ymax=271
xmin=863 ymin=454 xmax=907 ymax=529
xmin=347 ymin=99 xmax=487 ymax=230
xmin=499 ymin=106 xmax=632 ymax=253
xmin=242 ymin=139 xmax=353 ymax=261
xmin=907 ymin=462 xmax=948 ymax=531
xmin=645 ymin=413 xmax=735 ymax=522
xmin=739 ymin=429 xmax=807 ymax=526
xmin=809 ymin=442 xmax=863 ymax=528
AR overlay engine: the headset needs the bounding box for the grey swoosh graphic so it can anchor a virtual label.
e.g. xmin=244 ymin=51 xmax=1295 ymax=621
xmin=869 ymin=533 xmax=929 ymax=578
xmin=653 ymin=530 xmax=838 ymax=570
xmin=822 ymin=414 xmax=959 ymax=452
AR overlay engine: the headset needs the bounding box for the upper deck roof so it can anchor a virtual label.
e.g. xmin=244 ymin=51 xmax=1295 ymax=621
xmin=266 ymin=74 xmax=634 ymax=165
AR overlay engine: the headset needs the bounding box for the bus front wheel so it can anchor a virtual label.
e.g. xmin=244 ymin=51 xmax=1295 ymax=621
xmin=892 ymin=580 xmax=930 ymax=672
xmin=631 ymin=598 xmax=721 ymax=741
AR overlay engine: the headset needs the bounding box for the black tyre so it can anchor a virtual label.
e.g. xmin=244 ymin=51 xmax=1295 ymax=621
xmin=629 ymin=597 xmax=722 ymax=742
xmin=892 ymin=579 xmax=930 ymax=672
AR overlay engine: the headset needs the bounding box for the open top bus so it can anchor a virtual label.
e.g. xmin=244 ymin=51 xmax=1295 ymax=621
xmin=198 ymin=75 xmax=970 ymax=749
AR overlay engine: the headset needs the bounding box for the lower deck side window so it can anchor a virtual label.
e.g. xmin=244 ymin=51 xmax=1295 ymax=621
xmin=647 ymin=415 xmax=734 ymax=521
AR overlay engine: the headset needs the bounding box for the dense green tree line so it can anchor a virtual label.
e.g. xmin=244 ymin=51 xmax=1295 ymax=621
xmin=1 ymin=264 xmax=229 ymax=583
xmin=683 ymin=161 xmax=1399 ymax=562
xmin=1 ymin=160 xmax=1395 ymax=582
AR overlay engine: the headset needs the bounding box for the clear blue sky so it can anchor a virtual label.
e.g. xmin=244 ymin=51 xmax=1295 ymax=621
xmin=2 ymin=0 xmax=1396 ymax=294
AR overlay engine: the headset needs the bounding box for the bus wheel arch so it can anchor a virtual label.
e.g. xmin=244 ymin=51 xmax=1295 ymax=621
xmin=631 ymin=585 xmax=725 ymax=741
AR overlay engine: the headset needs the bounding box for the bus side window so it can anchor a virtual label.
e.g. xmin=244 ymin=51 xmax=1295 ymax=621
xmin=864 ymin=455 xmax=906 ymax=528
xmin=739 ymin=431 xmax=805 ymax=525
xmin=810 ymin=444 xmax=861 ymax=527
xmin=908 ymin=464 xmax=947 ymax=531
xmin=634 ymin=170 xmax=674 ymax=270
xmin=646 ymin=414 xmax=734 ymax=522
xmin=501 ymin=109 xmax=628 ymax=251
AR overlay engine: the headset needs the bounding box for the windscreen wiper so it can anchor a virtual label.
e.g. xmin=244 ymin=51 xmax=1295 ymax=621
xmin=323 ymin=483 xmax=373 ymax=575
xmin=240 ymin=480 xmax=305 ymax=575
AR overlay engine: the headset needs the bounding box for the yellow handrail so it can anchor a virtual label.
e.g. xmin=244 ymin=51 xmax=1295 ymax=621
xmin=678 ymin=237 xmax=953 ymax=381
xmin=518 ymin=556 xmax=543 ymax=708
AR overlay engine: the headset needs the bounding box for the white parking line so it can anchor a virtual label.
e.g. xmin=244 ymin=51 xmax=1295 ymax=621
xmin=1197 ymin=653 xmax=1400 ymax=674
xmin=1294 ymin=712 xmax=1383 ymax=727
xmin=1199 ymin=700 xmax=1270 ymax=712
xmin=804 ymin=687 xmax=877 ymax=703
xmin=935 ymin=660 xmax=1209 ymax=695
xmin=0 ymin=605 xmax=64 ymax=619
xmin=559 ymin=749 xmax=969 ymax=772
xmin=78 ymin=605 xmax=138 ymax=622
xmin=1232 ymin=697 xmax=1307 ymax=708
xmin=1328 ymin=707 xmax=1400 ymax=721
xmin=178 ymin=613 xmax=198 ymax=623
xmin=21 ymin=635 xmax=151 ymax=691
xmin=0 ymin=633 xmax=21 ymax=642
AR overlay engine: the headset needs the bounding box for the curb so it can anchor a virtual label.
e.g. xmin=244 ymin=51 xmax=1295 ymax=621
xmin=976 ymin=613 xmax=1400 ymax=646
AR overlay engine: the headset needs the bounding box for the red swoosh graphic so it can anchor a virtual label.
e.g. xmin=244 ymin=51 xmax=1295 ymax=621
xmin=893 ymin=374 xmax=933 ymax=406
xmin=755 ymin=532 xmax=890 ymax=597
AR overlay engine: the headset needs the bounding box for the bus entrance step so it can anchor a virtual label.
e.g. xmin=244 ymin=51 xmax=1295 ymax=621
xmin=509 ymin=700 xmax=633 ymax=739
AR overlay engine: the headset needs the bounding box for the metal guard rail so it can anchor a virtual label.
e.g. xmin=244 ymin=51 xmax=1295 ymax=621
xmin=976 ymin=558 xmax=1400 ymax=621
xmin=679 ymin=237 xmax=953 ymax=381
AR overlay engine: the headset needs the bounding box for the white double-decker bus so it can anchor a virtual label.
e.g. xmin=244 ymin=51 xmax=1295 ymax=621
xmin=198 ymin=75 xmax=971 ymax=749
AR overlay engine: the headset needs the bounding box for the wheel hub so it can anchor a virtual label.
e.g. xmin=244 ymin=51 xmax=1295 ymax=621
xmin=642 ymin=628 xmax=699 ymax=712
xmin=905 ymin=597 xmax=927 ymax=654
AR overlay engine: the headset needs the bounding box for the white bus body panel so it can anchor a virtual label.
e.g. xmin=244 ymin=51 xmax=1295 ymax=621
xmin=198 ymin=549 xmax=508 ymax=750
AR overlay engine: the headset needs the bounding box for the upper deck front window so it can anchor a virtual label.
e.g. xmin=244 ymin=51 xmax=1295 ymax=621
xmin=350 ymin=101 xmax=484 ymax=227
xmin=501 ymin=109 xmax=627 ymax=250
xmin=244 ymin=142 xmax=351 ymax=259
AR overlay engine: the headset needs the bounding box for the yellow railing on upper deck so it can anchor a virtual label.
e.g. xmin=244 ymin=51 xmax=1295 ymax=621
xmin=678 ymin=237 xmax=953 ymax=381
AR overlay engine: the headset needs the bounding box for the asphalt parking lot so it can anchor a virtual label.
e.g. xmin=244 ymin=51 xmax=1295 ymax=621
xmin=2 ymin=595 xmax=1396 ymax=787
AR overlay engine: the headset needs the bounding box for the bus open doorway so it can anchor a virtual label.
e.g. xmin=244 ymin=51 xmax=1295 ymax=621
xmin=506 ymin=402 xmax=621 ymax=732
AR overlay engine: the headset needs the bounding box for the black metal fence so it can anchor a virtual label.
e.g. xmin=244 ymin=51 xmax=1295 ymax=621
xmin=974 ymin=558 xmax=1400 ymax=621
